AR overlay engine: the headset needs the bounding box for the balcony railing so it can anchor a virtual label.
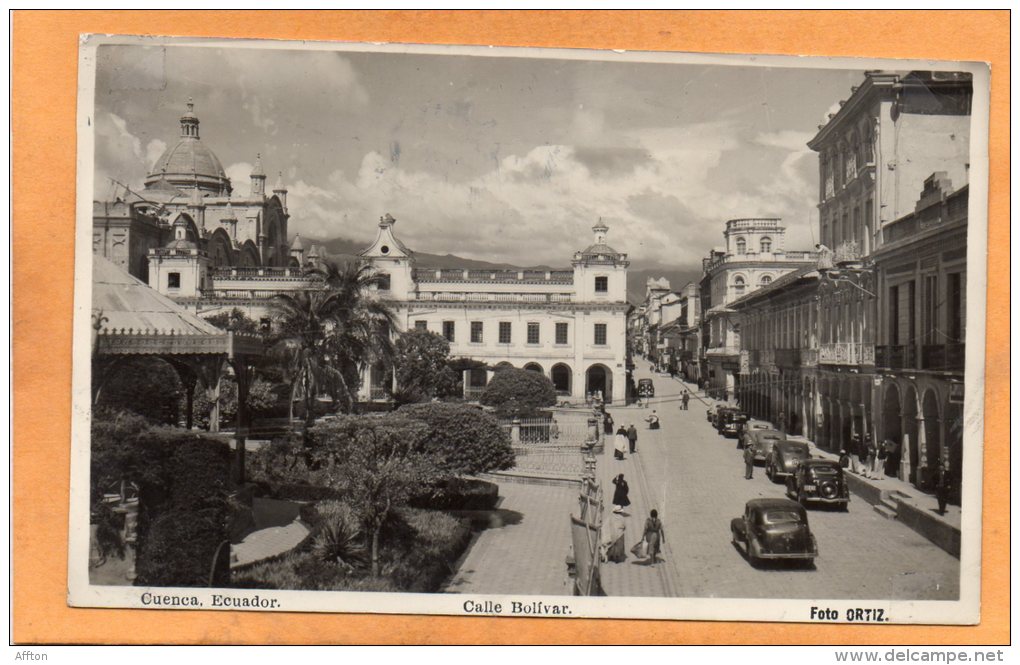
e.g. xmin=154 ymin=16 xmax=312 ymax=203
xmin=818 ymin=342 xmax=875 ymax=366
xmin=411 ymin=292 xmax=576 ymax=304
xmin=877 ymin=344 xmax=964 ymax=371
xmin=413 ymin=268 xmax=574 ymax=284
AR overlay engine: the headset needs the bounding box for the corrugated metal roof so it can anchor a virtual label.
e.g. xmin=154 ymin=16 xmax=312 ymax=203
xmin=92 ymin=255 xmax=223 ymax=336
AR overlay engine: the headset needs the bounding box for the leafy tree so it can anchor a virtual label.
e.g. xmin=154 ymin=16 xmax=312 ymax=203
xmin=94 ymin=357 xmax=183 ymax=425
xmin=190 ymin=374 xmax=279 ymax=430
xmin=307 ymin=414 xmax=447 ymax=577
xmin=203 ymin=308 xmax=261 ymax=335
xmin=270 ymin=260 xmax=396 ymax=429
xmin=480 ymin=367 xmax=557 ymax=417
xmin=392 ymin=329 xmax=459 ymax=404
xmin=397 ymin=402 xmax=515 ymax=475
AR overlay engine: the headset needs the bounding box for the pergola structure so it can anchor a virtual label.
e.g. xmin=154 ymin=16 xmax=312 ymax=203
xmin=91 ymin=255 xmax=263 ymax=482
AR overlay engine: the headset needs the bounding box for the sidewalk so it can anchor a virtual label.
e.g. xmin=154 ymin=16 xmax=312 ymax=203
xmin=596 ymin=406 xmax=680 ymax=598
xmin=661 ymin=370 xmax=962 ymax=558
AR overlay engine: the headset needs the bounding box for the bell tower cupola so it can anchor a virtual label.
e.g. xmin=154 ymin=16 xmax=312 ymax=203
xmin=250 ymin=153 xmax=267 ymax=198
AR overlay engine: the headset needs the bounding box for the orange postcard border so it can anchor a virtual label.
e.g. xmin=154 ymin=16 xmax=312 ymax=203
xmin=12 ymin=9 xmax=1010 ymax=645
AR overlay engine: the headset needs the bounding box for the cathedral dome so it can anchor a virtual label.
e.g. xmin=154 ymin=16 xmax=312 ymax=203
xmin=144 ymin=100 xmax=232 ymax=196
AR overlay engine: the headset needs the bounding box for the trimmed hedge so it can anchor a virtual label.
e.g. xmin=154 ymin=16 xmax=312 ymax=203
xmin=397 ymin=402 xmax=515 ymax=476
xmin=409 ymin=477 xmax=500 ymax=511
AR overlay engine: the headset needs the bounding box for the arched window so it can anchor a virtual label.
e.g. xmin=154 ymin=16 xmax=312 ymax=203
xmin=759 ymin=275 xmax=773 ymax=287
xmin=733 ymin=275 xmax=746 ymax=298
xmin=735 ymin=237 xmax=746 ymax=254
xmin=760 ymin=237 xmax=772 ymax=253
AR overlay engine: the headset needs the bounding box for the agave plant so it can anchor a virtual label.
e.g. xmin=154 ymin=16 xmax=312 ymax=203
xmin=312 ymin=502 xmax=368 ymax=571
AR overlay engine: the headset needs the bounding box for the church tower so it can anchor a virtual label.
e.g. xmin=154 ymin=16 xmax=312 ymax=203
xmin=359 ymin=213 xmax=415 ymax=300
xmin=572 ymin=220 xmax=629 ymax=302
xmin=250 ymin=153 xmax=266 ymax=198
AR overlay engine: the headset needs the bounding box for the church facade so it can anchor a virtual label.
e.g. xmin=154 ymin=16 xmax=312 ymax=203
xmin=92 ymin=100 xmax=292 ymax=291
xmin=93 ymin=99 xmax=630 ymax=405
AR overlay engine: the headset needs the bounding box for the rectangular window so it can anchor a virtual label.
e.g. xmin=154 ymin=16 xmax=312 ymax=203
xmin=470 ymin=321 xmax=483 ymax=343
xmin=527 ymin=322 xmax=540 ymax=345
xmin=442 ymin=320 xmax=455 ymax=342
xmin=888 ymin=285 xmax=899 ymax=345
xmin=167 ymin=272 xmax=181 ymax=289
xmin=555 ymin=322 xmax=569 ymax=345
xmin=498 ymin=321 xmax=512 ymax=344
xmin=414 ymin=320 xmax=428 ymax=331
xmin=595 ymin=276 xmax=608 ymax=293
xmin=594 ymin=323 xmax=607 ymax=346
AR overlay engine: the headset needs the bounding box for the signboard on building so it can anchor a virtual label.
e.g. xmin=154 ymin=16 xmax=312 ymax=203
xmin=949 ymin=382 xmax=965 ymax=404
xmin=739 ymin=350 xmax=750 ymax=375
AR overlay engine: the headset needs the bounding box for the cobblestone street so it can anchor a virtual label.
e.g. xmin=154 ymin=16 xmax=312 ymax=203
xmin=628 ymin=364 xmax=960 ymax=600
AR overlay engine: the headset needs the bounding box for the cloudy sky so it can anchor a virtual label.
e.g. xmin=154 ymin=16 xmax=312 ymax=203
xmin=93 ymin=43 xmax=861 ymax=270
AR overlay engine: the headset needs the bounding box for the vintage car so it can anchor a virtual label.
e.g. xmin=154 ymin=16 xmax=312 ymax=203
xmin=786 ymin=459 xmax=850 ymax=510
xmin=737 ymin=418 xmax=773 ymax=448
xmin=765 ymin=440 xmax=811 ymax=481
xmin=714 ymin=407 xmax=746 ymax=437
xmin=637 ymin=378 xmax=655 ymax=399
xmin=746 ymin=428 xmax=786 ymax=463
xmin=730 ymin=498 xmax=818 ymax=567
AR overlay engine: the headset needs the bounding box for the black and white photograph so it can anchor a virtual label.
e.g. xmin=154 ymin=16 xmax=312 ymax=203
xmin=70 ymin=36 xmax=989 ymax=623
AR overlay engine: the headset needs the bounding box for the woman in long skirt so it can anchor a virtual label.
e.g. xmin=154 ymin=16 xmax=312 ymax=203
xmin=614 ymin=426 xmax=629 ymax=460
xmin=643 ymin=509 xmax=665 ymax=565
xmin=611 ymin=473 xmax=631 ymax=514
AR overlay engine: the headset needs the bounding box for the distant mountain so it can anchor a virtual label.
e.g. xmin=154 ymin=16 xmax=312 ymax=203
xmin=301 ymin=235 xmax=701 ymax=305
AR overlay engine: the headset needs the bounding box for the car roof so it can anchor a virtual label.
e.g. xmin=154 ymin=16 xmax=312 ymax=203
xmin=747 ymin=498 xmax=804 ymax=511
xmin=753 ymin=429 xmax=785 ymax=438
xmin=801 ymin=458 xmax=840 ymax=468
xmin=776 ymin=440 xmax=809 ymax=448
xmin=638 ymin=378 xmax=653 ymax=384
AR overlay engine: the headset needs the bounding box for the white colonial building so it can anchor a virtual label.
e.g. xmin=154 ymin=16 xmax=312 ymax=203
xmin=358 ymin=216 xmax=631 ymax=403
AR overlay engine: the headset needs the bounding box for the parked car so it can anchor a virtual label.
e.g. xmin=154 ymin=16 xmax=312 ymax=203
xmin=715 ymin=408 xmax=747 ymax=437
xmin=730 ymin=498 xmax=818 ymax=567
xmin=765 ymin=440 xmax=811 ymax=481
xmin=746 ymin=428 xmax=786 ymax=463
xmin=737 ymin=418 xmax=773 ymax=448
xmin=786 ymin=459 xmax=850 ymax=510
xmin=637 ymin=378 xmax=655 ymax=398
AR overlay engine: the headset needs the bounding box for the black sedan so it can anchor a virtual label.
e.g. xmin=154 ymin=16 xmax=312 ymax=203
xmin=786 ymin=459 xmax=850 ymax=511
xmin=765 ymin=440 xmax=811 ymax=482
xmin=730 ymin=498 xmax=818 ymax=568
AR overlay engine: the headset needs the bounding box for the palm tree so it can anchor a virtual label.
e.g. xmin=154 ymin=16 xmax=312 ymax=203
xmin=270 ymin=259 xmax=396 ymax=430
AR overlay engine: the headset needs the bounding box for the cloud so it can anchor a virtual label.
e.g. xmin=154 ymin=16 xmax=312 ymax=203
xmin=93 ymin=112 xmax=148 ymax=197
xmin=283 ymin=117 xmax=817 ymax=269
xmin=145 ymin=139 xmax=167 ymax=170
xmin=225 ymin=162 xmax=253 ymax=197
xmin=753 ymin=130 xmax=815 ymax=152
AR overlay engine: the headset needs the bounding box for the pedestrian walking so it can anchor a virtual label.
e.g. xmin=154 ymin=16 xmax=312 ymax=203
xmin=838 ymin=449 xmax=851 ymax=469
xmin=611 ymin=473 xmax=631 ymax=513
xmin=626 ymin=423 xmax=638 ymax=454
xmin=549 ymin=418 xmax=560 ymax=441
xmin=743 ymin=442 xmax=755 ymax=479
xmin=681 ymin=391 xmax=690 ymax=410
xmin=614 ymin=426 xmax=629 ymax=460
xmin=933 ymin=462 xmax=951 ymax=515
xmin=601 ymin=512 xmax=627 ymax=563
xmin=777 ymin=411 xmax=787 ymax=434
xmin=645 ymin=410 xmax=660 ymax=430
xmin=868 ymin=434 xmax=881 ymax=478
xmin=603 ymin=411 xmax=615 ymax=435
xmin=883 ymin=438 xmax=900 ymax=478
xmin=642 ymin=509 xmax=665 ymax=565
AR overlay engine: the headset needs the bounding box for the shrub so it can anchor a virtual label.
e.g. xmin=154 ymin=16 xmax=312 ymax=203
xmin=134 ymin=509 xmax=230 ymax=587
xmin=479 ymin=367 xmax=556 ymax=417
xmin=409 ymin=477 xmax=500 ymax=511
xmin=397 ymin=402 xmax=515 ymax=476
xmin=230 ymin=506 xmax=470 ymax=594
xmin=95 ymin=358 xmax=183 ymax=425
xmin=392 ymin=330 xmax=460 ymax=404
xmin=191 ymin=375 xmax=280 ymax=430
xmin=91 ymin=411 xmax=233 ymax=587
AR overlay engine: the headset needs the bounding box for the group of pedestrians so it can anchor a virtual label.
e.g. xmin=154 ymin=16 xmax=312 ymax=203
xmin=601 ymin=473 xmax=665 ymax=567
xmin=613 ymin=423 xmax=639 ymax=460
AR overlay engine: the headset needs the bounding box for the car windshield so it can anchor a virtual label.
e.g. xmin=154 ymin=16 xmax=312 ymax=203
xmin=785 ymin=445 xmax=809 ymax=456
xmin=762 ymin=510 xmax=802 ymax=525
xmin=811 ymin=466 xmax=839 ymax=476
